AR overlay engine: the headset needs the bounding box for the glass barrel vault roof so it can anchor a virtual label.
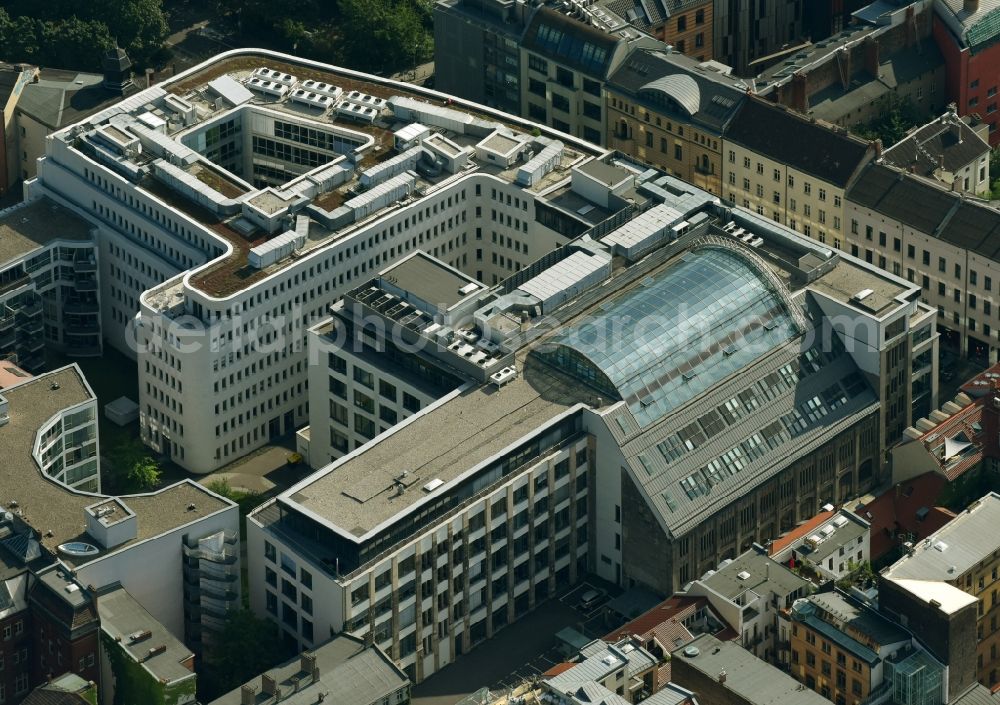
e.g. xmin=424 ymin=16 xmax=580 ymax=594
xmin=541 ymin=246 xmax=799 ymax=427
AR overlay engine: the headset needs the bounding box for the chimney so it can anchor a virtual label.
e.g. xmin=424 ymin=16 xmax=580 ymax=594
xmin=301 ymin=652 xmax=317 ymax=680
xmin=836 ymin=47 xmax=851 ymax=91
xmin=965 ymin=0 xmax=980 ymax=14
xmin=718 ymin=669 xmax=728 ymax=684
xmin=240 ymin=685 xmax=257 ymax=705
xmin=905 ymin=5 xmax=917 ymax=47
xmin=864 ymin=37 xmax=880 ymax=77
xmin=791 ymin=73 xmax=809 ymax=113
xmin=364 ymin=631 xmax=375 ymax=648
xmin=261 ymin=674 xmax=279 ymax=697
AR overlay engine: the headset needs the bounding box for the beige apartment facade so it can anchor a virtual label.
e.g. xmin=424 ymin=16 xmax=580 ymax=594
xmin=722 ymin=99 xmax=874 ymax=246
xmin=846 ymin=162 xmax=1000 ymax=365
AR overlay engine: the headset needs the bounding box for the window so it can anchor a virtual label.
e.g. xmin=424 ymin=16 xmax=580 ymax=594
xmin=379 ymin=379 xmax=396 ymax=401
xmin=300 ymin=568 xmax=312 ymax=589
xmin=328 ymin=353 xmax=346 ymax=374
xmin=403 ymin=392 xmax=420 ymax=413
xmin=939 ymin=257 xmax=946 ymax=273
xmin=695 ymin=8 xmax=704 ymax=23
xmin=677 ymin=14 xmax=687 ymax=30
xmin=528 ymin=55 xmax=548 ymax=73
xmin=551 ymin=93 xmax=570 ymax=112
xmin=774 ymin=168 xmax=781 ymax=182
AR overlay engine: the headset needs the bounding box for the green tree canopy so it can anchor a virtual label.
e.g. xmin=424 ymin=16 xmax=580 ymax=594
xmin=0 ymin=0 xmax=166 ymax=69
xmin=198 ymin=610 xmax=293 ymax=701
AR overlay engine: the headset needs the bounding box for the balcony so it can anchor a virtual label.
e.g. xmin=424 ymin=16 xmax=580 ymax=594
xmin=64 ymin=300 xmax=99 ymax=315
xmin=73 ymin=256 xmax=97 ymax=273
xmin=14 ymin=300 xmax=42 ymax=319
xmin=76 ymin=279 xmax=97 ymax=292
xmin=64 ymin=321 xmax=100 ymax=335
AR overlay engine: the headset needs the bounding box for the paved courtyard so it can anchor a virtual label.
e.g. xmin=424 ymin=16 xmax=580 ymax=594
xmin=412 ymin=579 xmax=626 ymax=705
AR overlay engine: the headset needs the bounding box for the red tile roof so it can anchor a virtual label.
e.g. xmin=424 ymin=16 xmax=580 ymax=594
xmin=915 ymin=399 xmax=985 ymax=481
xmin=769 ymin=510 xmax=837 ymax=556
xmin=604 ymin=595 xmax=704 ymax=643
xmin=854 ymin=472 xmax=956 ymax=561
xmin=543 ymin=662 xmax=576 ymax=677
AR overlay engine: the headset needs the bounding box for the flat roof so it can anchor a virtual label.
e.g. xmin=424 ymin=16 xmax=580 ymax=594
xmin=672 ymin=634 xmax=833 ymax=705
xmin=87 ymin=51 xmax=597 ymax=300
xmin=98 ymin=586 xmax=195 ymax=684
xmin=0 ymin=197 xmax=93 ymax=263
xmin=282 ymin=354 xmax=588 ymax=538
xmin=380 ymin=252 xmax=480 ymax=310
xmin=700 ymin=549 xmax=809 ymax=600
xmin=0 ymin=365 xmax=232 ymax=560
xmin=883 ymin=492 xmax=1000 ymax=582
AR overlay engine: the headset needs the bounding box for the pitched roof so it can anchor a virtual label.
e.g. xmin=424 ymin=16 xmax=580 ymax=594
xmin=769 ymin=510 xmax=836 ymax=556
xmin=522 ymin=7 xmax=623 ymax=78
xmin=881 ymin=112 xmax=990 ymax=177
xmin=725 ymin=98 xmax=871 ymax=186
xmin=937 ymin=0 xmax=1000 ymax=50
xmin=849 ymin=163 xmax=1000 ymax=260
xmin=607 ymin=49 xmax=748 ymax=133
xmin=853 ymin=471 xmax=954 ymax=561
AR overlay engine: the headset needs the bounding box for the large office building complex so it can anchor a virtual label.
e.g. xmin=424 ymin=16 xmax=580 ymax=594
xmin=16 ymin=48 xmax=625 ymax=473
xmin=248 ymin=128 xmax=937 ymax=683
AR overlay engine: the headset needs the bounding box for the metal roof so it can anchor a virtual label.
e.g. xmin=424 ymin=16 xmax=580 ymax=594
xmin=539 ymin=246 xmax=800 ymax=428
xmin=207 ymin=75 xmax=254 ymax=106
xmin=640 ymin=74 xmax=701 ymax=115
xmin=884 ymin=492 xmax=1000 ymax=581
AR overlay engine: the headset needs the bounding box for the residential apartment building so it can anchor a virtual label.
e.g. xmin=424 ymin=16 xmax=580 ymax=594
xmin=542 ymin=635 xmax=666 ymax=703
xmin=713 ymin=0 xmax=805 ymax=76
xmin=845 ymin=162 xmax=1000 ymax=364
xmin=0 ymin=549 xmax=30 ymax=705
xmin=756 ymin=1 xmax=945 ymax=131
xmin=641 ymin=0 xmax=715 ymax=59
xmin=681 ymin=548 xmax=810 ymax=666
xmin=207 ymin=634 xmax=410 ymax=705
xmin=0 ymin=198 xmax=101 ymax=373
xmin=881 ymin=492 xmax=1000 ymax=693
xmin=788 ymin=589 xmax=918 ymax=704
xmin=96 ymin=586 xmax=197 ymax=705
xmin=882 ymin=106 xmax=991 ymax=194
xmin=933 ymin=0 xmax=1000 ymax=146
xmin=769 ymin=507 xmax=871 ymax=583
xmin=723 ymin=97 xmax=874 ymax=248
xmin=0 ymin=363 xmax=240 ymax=687
xmin=605 ymin=48 xmax=748 ymax=196
xmin=520 ymin=7 xmax=659 ymax=144
xmin=249 ymin=152 xmax=936 ymax=684
xmin=670 ymin=634 xmax=833 ymax=705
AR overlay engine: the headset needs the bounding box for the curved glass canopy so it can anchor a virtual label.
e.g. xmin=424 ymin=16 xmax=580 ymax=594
xmin=540 ymin=246 xmax=799 ymax=427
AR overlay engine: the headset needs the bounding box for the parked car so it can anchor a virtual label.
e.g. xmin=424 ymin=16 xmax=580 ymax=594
xmin=579 ymin=588 xmax=605 ymax=611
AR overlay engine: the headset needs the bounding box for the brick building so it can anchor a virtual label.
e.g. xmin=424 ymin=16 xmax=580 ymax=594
xmin=933 ymin=0 xmax=1000 ymax=146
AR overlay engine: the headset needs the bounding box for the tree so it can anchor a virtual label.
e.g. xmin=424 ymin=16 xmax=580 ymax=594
xmin=337 ymin=0 xmax=432 ymax=74
xmin=127 ymin=454 xmax=161 ymax=491
xmin=853 ymin=96 xmax=923 ymax=148
xmin=89 ymin=0 xmax=168 ymax=66
xmin=198 ymin=610 xmax=293 ymax=701
xmin=105 ymin=436 xmax=161 ymax=493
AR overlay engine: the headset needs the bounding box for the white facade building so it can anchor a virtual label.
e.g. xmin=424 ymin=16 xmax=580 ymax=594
xmin=0 ymin=365 xmax=241 ymax=651
xmin=20 ymin=49 xmax=602 ymax=474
